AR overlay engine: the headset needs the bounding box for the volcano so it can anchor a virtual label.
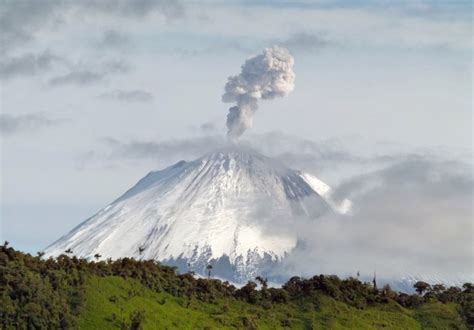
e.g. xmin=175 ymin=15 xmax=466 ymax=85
xmin=44 ymin=146 xmax=351 ymax=282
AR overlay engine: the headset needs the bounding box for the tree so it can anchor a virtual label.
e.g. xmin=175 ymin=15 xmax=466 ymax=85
xmin=236 ymin=281 xmax=259 ymax=303
xmin=414 ymin=281 xmax=430 ymax=295
xmin=37 ymin=251 xmax=45 ymax=258
xmin=463 ymin=283 xmax=474 ymax=293
xmin=255 ymin=276 xmax=268 ymax=289
xmin=3 ymin=240 xmax=9 ymax=247
xmin=431 ymin=284 xmax=446 ymax=294
xmin=206 ymin=264 xmax=213 ymax=279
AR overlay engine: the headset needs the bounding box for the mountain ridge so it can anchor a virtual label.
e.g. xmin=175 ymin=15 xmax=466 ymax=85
xmin=44 ymin=146 xmax=351 ymax=282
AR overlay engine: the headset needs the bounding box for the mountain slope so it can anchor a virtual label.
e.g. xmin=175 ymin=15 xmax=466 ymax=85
xmin=44 ymin=146 xmax=351 ymax=281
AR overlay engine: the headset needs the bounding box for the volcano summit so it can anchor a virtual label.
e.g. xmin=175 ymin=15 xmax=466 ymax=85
xmin=44 ymin=147 xmax=351 ymax=282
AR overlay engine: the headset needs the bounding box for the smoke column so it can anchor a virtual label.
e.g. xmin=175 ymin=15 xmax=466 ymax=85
xmin=222 ymin=46 xmax=295 ymax=140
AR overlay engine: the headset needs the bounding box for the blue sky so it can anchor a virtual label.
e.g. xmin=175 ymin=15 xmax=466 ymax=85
xmin=0 ymin=0 xmax=472 ymax=278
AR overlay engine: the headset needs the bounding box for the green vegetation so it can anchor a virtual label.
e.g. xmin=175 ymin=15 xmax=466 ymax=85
xmin=1 ymin=242 xmax=473 ymax=329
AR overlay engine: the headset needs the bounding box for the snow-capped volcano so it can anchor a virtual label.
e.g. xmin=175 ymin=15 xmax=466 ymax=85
xmin=44 ymin=146 xmax=351 ymax=282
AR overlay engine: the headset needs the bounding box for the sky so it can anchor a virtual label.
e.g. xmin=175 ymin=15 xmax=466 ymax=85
xmin=0 ymin=0 xmax=472 ymax=280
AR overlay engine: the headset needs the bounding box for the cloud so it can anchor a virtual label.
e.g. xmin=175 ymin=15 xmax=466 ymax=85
xmin=335 ymin=155 xmax=472 ymax=199
xmin=87 ymin=0 xmax=185 ymax=19
xmin=0 ymin=51 xmax=60 ymax=79
xmin=78 ymin=135 xmax=227 ymax=170
xmin=0 ymin=0 xmax=63 ymax=50
xmin=0 ymin=0 xmax=185 ymax=51
xmin=200 ymin=122 xmax=217 ymax=132
xmin=99 ymin=89 xmax=154 ymax=103
xmin=172 ymin=40 xmax=251 ymax=57
xmin=0 ymin=113 xmax=57 ymax=136
xmin=99 ymin=30 xmax=131 ymax=49
xmin=267 ymin=155 xmax=473 ymax=283
xmin=0 ymin=49 xmax=130 ymax=84
xmin=82 ymin=132 xmax=459 ymax=189
xmin=49 ymin=60 xmax=130 ymax=87
xmin=101 ymin=135 xmax=226 ymax=162
xmin=244 ymin=132 xmax=363 ymax=168
xmin=278 ymin=32 xmax=331 ymax=52
xmin=186 ymin=121 xmax=221 ymax=135
xmin=101 ymin=60 xmax=131 ymax=74
xmin=79 ymin=132 xmax=373 ymax=173
xmin=185 ymin=3 xmax=470 ymax=52
xmin=49 ymin=71 xmax=104 ymax=86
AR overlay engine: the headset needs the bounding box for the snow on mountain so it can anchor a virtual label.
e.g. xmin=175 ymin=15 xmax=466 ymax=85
xmin=44 ymin=146 xmax=352 ymax=282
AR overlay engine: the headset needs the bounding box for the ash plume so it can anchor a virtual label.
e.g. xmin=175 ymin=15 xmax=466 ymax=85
xmin=222 ymin=46 xmax=295 ymax=140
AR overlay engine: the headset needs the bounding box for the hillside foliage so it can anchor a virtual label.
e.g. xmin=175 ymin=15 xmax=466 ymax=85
xmin=1 ymin=243 xmax=472 ymax=329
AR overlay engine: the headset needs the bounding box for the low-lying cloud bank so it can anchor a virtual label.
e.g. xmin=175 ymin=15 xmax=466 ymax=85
xmin=268 ymin=156 xmax=473 ymax=284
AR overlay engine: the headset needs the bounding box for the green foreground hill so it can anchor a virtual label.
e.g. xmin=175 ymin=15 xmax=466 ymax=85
xmin=79 ymin=275 xmax=466 ymax=329
xmin=1 ymin=244 xmax=473 ymax=329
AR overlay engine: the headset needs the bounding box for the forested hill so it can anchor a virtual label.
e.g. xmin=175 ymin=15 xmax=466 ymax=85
xmin=1 ymin=243 xmax=473 ymax=329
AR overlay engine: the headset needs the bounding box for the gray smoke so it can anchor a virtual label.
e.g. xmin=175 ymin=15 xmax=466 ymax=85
xmin=222 ymin=46 xmax=295 ymax=140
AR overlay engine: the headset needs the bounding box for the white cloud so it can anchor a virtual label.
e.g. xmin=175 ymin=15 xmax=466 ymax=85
xmin=267 ymin=156 xmax=473 ymax=282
